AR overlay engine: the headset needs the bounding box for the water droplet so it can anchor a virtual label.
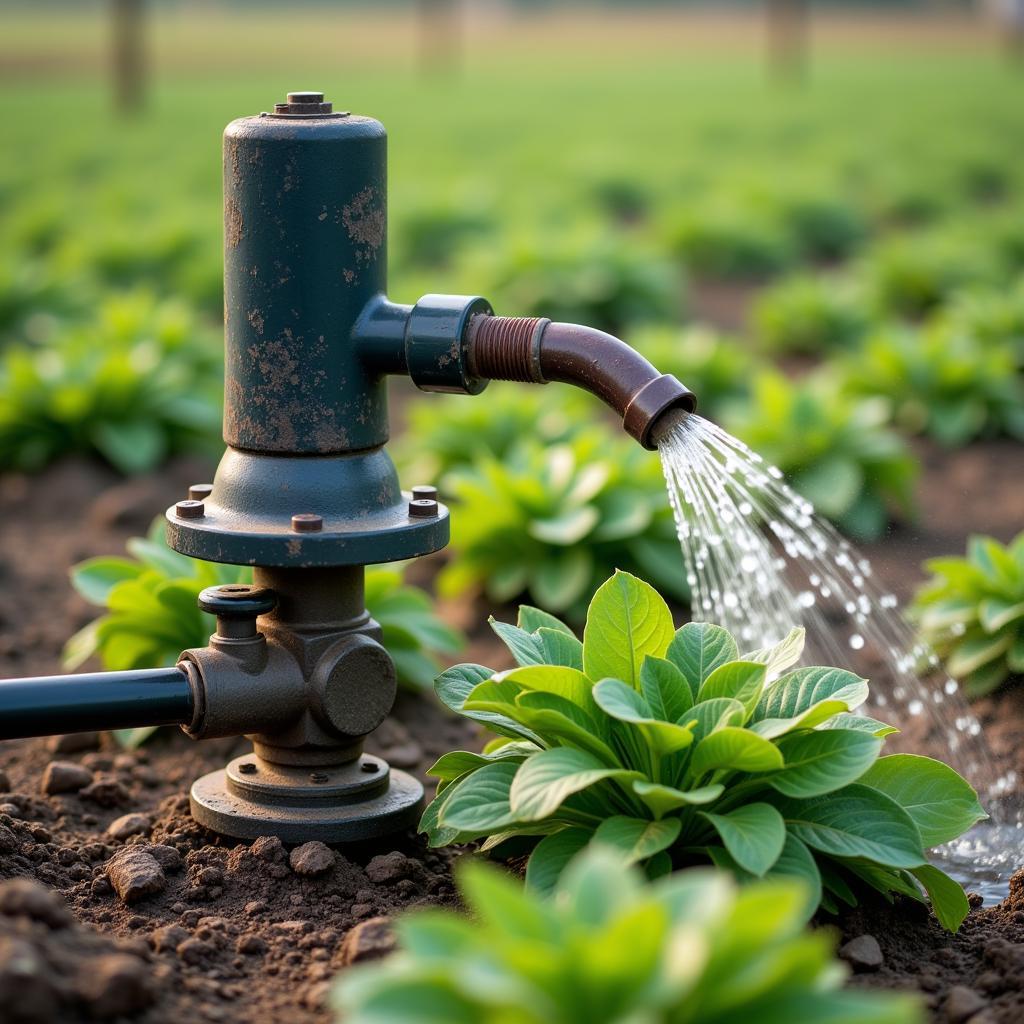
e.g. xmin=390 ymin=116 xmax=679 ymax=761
xmin=849 ymin=634 xmax=865 ymax=650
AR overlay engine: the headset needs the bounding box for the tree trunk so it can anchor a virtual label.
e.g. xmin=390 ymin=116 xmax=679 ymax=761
xmin=766 ymin=0 xmax=809 ymax=83
xmin=417 ymin=0 xmax=462 ymax=78
xmin=112 ymin=0 xmax=145 ymax=114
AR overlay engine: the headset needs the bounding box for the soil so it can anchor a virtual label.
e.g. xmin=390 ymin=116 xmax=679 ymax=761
xmin=0 ymin=446 xmax=1021 ymax=1023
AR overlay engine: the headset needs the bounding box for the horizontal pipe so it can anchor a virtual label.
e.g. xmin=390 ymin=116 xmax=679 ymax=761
xmin=0 ymin=667 xmax=194 ymax=741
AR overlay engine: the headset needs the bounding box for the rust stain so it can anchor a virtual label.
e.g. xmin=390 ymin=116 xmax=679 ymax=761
xmin=225 ymin=196 xmax=244 ymax=249
xmin=342 ymin=187 xmax=385 ymax=256
xmin=247 ymin=309 xmax=265 ymax=335
xmin=342 ymin=269 xmax=356 ymax=283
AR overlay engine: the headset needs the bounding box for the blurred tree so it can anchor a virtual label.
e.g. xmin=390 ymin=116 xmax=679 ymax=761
xmin=766 ymin=0 xmax=809 ymax=82
xmin=112 ymin=0 xmax=146 ymax=114
xmin=417 ymin=0 xmax=463 ymax=77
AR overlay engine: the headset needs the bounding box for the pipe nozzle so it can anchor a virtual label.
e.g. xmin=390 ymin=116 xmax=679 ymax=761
xmin=468 ymin=315 xmax=696 ymax=449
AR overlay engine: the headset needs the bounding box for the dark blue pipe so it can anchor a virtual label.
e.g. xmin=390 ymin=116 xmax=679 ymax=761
xmin=0 ymin=667 xmax=194 ymax=740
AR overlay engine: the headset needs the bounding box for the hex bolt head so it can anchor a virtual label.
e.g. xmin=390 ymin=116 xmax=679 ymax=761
xmin=411 ymin=484 xmax=438 ymax=502
xmin=291 ymin=513 xmax=324 ymax=533
xmin=361 ymin=761 xmax=378 ymax=774
xmin=176 ymin=499 xmax=206 ymax=519
xmin=408 ymin=498 xmax=439 ymax=518
xmin=188 ymin=483 xmax=214 ymax=501
xmin=238 ymin=762 xmax=257 ymax=775
xmin=309 ymin=771 xmax=329 ymax=784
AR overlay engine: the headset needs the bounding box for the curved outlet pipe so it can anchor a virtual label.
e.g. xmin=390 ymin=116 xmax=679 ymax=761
xmin=0 ymin=667 xmax=194 ymax=741
xmin=467 ymin=315 xmax=696 ymax=449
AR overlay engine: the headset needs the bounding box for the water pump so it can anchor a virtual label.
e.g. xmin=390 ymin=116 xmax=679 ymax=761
xmin=0 ymin=93 xmax=695 ymax=843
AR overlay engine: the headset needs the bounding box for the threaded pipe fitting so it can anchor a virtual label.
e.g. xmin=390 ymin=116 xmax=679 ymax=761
xmin=467 ymin=315 xmax=549 ymax=383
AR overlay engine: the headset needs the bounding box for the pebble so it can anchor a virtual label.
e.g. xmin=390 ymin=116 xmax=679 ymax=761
xmin=944 ymin=986 xmax=988 ymax=1023
xmin=236 ymin=934 xmax=267 ymax=956
xmin=177 ymin=938 xmax=216 ymax=966
xmin=77 ymin=954 xmax=154 ymax=1018
xmin=106 ymin=813 xmax=152 ymax=842
xmin=340 ymin=917 xmax=395 ymax=965
xmin=40 ymin=761 xmax=93 ymax=795
xmin=48 ymin=732 xmax=100 ymax=755
xmin=244 ymin=900 xmax=267 ymax=917
xmin=0 ymin=878 xmax=72 ymax=929
xmin=251 ymin=835 xmax=286 ymax=863
xmin=365 ymin=850 xmax=413 ymax=884
xmin=79 ymin=775 xmax=130 ymax=807
xmin=147 ymin=844 xmax=183 ymax=872
xmin=380 ymin=741 xmax=423 ymax=769
xmin=289 ymin=841 xmax=336 ymax=877
xmin=107 ymin=848 xmax=167 ymax=904
xmin=839 ymin=934 xmax=883 ymax=973
xmin=151 ymin=925 xmax=190 ymax=953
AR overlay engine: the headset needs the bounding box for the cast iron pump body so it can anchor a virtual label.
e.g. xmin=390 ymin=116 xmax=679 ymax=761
xmin=0 ymin=92 xmax=695 ymax=843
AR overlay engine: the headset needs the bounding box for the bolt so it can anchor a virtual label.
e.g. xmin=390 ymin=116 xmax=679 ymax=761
xmin=188 ymin=483 xmax=213 ymax=501
xmin=176 ymin=500 xmax=205 ymax=519
xmin=238 ymin=762 xmax=257 ymax=775
xmin=361 ymin=761 xmax=378 ymax=774
xmin=309 ymin=771 xmax=329 ymax=784
xmin=291 ymin=513 xmax=323 ymax=533
xmin=411 ymin=485 xmax=438 ymax=502
xmin=287 ymin=91 xmax=324 ymax=104
xmin=408 ymin=498 xmax=439 ymax=519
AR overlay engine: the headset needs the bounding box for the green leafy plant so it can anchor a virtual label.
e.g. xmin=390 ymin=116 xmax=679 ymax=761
xmin=0 ymin=292 xmax=221 ymax=474
xmin=751 ymin=274 xmax=869 ymax=355
xmin=910 ymin=532 xmax=1024 ymax=697
xmin=65 ymin=519 xmax=462 ymax=705
xmin=773 ymin=191 xmax=868 ymax=262
xmin=422 ymin=571 xmax=983 ymax=929
xmin=940 ymin=278 xmax=1024 ymax=369
xmin=722 ymin=370 xmax=918 ymax=541
xmin=439 ymin=430 xmax=686 ymax=616
xmin=842 ymin=324 xmax=1024 ymax=447
xmin=334 ymin=846 xmax=921 ymax=1024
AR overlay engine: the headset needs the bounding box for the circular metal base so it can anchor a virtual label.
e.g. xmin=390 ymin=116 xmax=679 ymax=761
xmin=189 ymin=753 xmax=424 ymax=843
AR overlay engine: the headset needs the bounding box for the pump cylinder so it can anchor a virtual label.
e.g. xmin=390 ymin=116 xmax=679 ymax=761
xmin=223 ymin=99 xmax=389 ymax=454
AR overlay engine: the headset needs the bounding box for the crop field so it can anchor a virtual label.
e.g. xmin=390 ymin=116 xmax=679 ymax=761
xmin=1 ymin=5 xmax=1023 ymax=1024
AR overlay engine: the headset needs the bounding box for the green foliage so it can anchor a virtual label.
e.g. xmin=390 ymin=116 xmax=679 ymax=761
xmin=334 ymin=847 xmax=922 ymax=1024
xmin=939 ymin=278 xmax=1024 ymax=369
xmin=393 ymin=199 xmax=495 ymax=271
xmin=0 ymin=293 xmax=221 ymax=474
xmin=439 ymin=432 xmax=686 ymax=616
xmin=65 ymin=519 xmax=462 ymax=713
xmin=423 ymin=572 xmax=984 ymax=931
xmin=751 ymin=274 xmax=869 ymax=355
xmin=722 ymin=370 xmax=918 ymax=541
xmin=773 ymin=190 xmax=869 ymax=262
xmin=842 ymin=324 xmax=1024 ymax=447
xmin=910 ymin=533 xmax=1024 ymax=697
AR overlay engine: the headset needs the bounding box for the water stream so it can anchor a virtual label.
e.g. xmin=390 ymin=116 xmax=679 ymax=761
xmin=656 ymin=412 xmax=1021 ymax=903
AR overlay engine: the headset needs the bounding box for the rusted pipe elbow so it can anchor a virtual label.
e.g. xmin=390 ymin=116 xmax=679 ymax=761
xmin=467 ymin=315 xmax=696 ymax=449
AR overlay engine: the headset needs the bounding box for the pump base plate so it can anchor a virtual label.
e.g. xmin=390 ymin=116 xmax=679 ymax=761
xmin=189 ymin=752 xmax=424 ymax=843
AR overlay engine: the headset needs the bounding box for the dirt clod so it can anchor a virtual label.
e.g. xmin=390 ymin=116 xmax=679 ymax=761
xmin=106 ymin=812 xmax=152 ymax=841
xmin=40 ymin=761 xmax=92 ymax=795
xmin=945 ymin=986 xmax=989 ymax=1023
xmin=841 ymin=934 xmax=884 ymax=972
xmin=365 ymin=850 xmax=413 ymax=885
xmin=76 ymin=953 xmax=155 ymax=1018
xmin=339 ymin=917 xmax=395 ymax=965
xmin=48 ymin=733 xmax=101 ymax=755
xmin=289 ymin=841 xmax=335 ymax=877
xmin=107 ymin=847 xmax=166 ymax=904
xmin=0 ymin=878 xmax=72 ymax=929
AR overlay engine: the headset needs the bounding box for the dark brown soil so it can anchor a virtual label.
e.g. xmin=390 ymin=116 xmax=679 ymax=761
xmin=0 ymin=447 xmax=1021 ymax=1023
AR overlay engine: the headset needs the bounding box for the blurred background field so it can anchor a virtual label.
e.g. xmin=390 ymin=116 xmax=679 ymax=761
xmin=1 ymin=0 xmax=1023 ymax=629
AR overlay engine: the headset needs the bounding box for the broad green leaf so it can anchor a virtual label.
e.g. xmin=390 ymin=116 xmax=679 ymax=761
xmin=947 ymin=631 xmax=1013 ymax=677
xmin=911 ymin=863 xmax=970 ymax=932
xmin=755 ymin=666 xmax=868 ymax=721
xmin=666 ymin=622 xmax=738 ymax=695
xmin=822 ymin=712 xmax=900 ymax=738
xmin=688 ymin=698 xmax=746 ymax=744
xmin=592 ymin=815 xmax=682 ymax=865
xmin=528 ymin=505 xmax=600 ymax=545
xmin=509 ymin=747 xmax=641 ymax=821
xmin=438 ymin=761 xmax=520 ymax=833
xmin=513 ymin=693 xmax=621 ymax=765
xmin=536 ymin=627 xmax=584 ymax=670
xmin=767 ymin=834 xmax=822 ymax=922
xmin=489 ymin=619 xmax=546 ymax=666
xmin=593 ymin=678 xmax=697 ymax=755
xmin=778 ymin=784 xmax=927 ymax=868
xmin=532 ymin=547 xmax=593 ymax=612
xmin=525 ymin=828 xmax=592 ymax=895
xmin=701 ymin=803 xmax=786 ymax=876
xmin=770 ymin=730 xmax=883 ymax=799
xmin=427 ymin=748 xmax=533 ymax=783
xmin=583 ymin=570 xmax=674 ymax=688
xmin=858 ymin=754 xmax=986 ymax=847
xmin=500 ymin=664 xmax=594 ymax=711
xmin=463 ymin=677 xmax=525 ymax=717
xmin=517 ymin=605 xmax=575 ymax=637
xmin=741 ymin=627 xmax=806 ymax=681
xmin=689 ymin=727 xmax=784 ymax=779
xmin=458 ymin=859 xmax=554 ymax=939
xmin=633 ymin=780 xmax=724 ymax=817
xmin=69 ymin=557 xmax=144 ymax=605
xmin=639 ymin=656 xmax=693 ymax=722
xmin=697 ymin=661 xmax=767 ymax=718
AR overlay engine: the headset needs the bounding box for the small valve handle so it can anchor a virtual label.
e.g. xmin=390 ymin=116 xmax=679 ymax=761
xmin=199 ymin=585 xmax=277 ymax=641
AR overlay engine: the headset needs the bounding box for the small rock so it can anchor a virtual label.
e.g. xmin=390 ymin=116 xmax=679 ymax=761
xmin=147 ymin=844 xmax=183 ymax=872
xmin=290 ymin=841 xmax=335 ymax=877
xmin=151 ymin=925 xmax=189 ymax=954
xmin=48 ymin=732 xmax=100 ymax=755
xmin=79 ymin=775 xmax=130 ymax=808
xmin=176 ymin=938 xmax=215 ymax=966
xmin=250 ymin=835 xmax=286 ymax=863
xmin=340 ymin=917 xmax=395 ymax=965
xmin=76 ymin=954 xmax=154 ymax=1018
xmin=0 ymin=878 xmax=73 ymax=929
xmin=244 ymin=900 xmax=266 ymax=916
xmin=0 ymin=769 xmax=10 ymax=792
xmin=40 ymin=761 xmax=92 ymax=795
xmin=107 ymin=848 xmax=166 ymax=904
xmin=365 ymin=850 xmax=413 ymax=884
xmin=236 ymin=934 xmax=266 ymax=956
xmin=839 ymin=934 xmax=883 ymax=973
xmin=106 ymin=813 xmax=152 ymax=842
xmin=944 ymin=986 xmax=987 ymax=1023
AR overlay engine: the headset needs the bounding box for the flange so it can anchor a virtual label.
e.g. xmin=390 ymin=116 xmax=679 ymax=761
xmin=189 ymin=752 xmax=424 ymax=843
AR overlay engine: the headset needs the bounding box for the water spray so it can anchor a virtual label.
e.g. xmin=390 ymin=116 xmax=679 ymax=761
xmin=0 ymin=93 xmax=695 ymax=844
